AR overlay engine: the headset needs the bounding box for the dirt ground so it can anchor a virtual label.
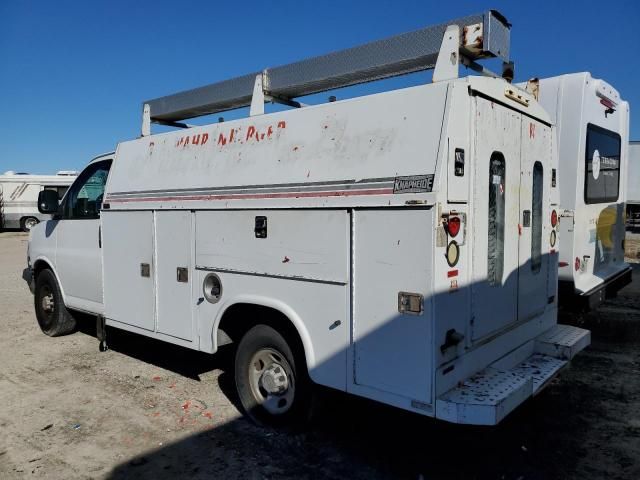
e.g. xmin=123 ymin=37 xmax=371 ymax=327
xmin=1 ymin=231 xmax=639 ymax=480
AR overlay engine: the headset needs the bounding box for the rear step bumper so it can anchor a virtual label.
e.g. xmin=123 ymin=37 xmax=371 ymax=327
xmin=435 ymin=324 xmax=590 ymax=425
xmin=560 ymin=266 xmax=633 ymax=311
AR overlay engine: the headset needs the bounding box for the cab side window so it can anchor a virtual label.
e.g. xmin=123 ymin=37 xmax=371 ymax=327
xmin=63 ymin=160 xmax=112 ymax=219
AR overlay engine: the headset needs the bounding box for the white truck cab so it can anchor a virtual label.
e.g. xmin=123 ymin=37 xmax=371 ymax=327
xmin=537 ymin=73 xmax=632 ymax=309
xmin=28 ymin=154 xmax=112 ymax=315
xmin=25 ymin=11 xmax=589 ymax=427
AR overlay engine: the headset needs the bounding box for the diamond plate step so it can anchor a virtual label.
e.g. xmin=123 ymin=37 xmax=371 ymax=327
xmin=436 ymin=325 xmax=589 ymax=425
xmin=535 ymin=324 xmax=591 ymax=360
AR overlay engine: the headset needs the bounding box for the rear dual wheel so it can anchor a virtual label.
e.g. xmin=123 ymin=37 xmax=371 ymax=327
xmin=234 ymin=324 xmax=312 ymax=428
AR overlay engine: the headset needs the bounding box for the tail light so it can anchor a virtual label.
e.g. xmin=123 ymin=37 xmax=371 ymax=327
xmin=574 ymin=257 xmax=580 ymax=271
xmin=446 ymin=216 xmax=461 ymax=237
xmin=551 ymin=209 xmax=558 ymax=227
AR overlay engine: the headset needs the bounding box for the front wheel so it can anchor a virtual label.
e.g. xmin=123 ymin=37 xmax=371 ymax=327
xmin=34 ymin=269 xmax=76 ymax=336
xmin=234 ymin=324 xmax=312 ymax=428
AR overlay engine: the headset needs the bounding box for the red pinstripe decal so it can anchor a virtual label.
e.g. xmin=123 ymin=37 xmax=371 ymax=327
xmin=108 ymin=188 xmax=395 ymax=203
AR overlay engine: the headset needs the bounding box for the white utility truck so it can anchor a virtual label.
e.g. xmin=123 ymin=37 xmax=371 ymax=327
xmin=0 ymin=171 xmax=77 ymax=231
xmin=628 ymin=141 xmax=640 ymax=231
xmin=26 ymin=11 xmax=589 ymax=426
xmin=537 ymin=74 xmax=632 ymax=309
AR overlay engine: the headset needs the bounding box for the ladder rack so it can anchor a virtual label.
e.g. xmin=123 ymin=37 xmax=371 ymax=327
xmin=142 ymin=10 xmax=511 ymax=135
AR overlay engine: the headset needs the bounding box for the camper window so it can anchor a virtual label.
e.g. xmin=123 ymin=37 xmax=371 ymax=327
xmin=487 ymin=152 xmax=506 ymax=286
xmin=584 ymin=124 xmax=621 ymax=204
xmin=62 ymin=160 xmax=111 ymax=219
xmin=531 ymin=162 xmax=543 ymax=273
xmin=44 ymin=186 xmax=69 ymax=201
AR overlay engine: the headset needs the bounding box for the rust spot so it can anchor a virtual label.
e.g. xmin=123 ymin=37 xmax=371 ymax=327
xmin=323 ymin=125 xmax=328 ymax=129
xmin=293 ymin=146 xmax=299 ymax=151
xmin=282 ymin=256 xmax=290 ymax=263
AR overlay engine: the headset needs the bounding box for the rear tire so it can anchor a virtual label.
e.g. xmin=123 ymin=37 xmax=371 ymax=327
xmin=21 ymin=216 xmax=39 ymax=232
xmin=234 ymin=324 xmax=312 ymax=428
xmin=34 ymin=269 xmax=76 ymax=336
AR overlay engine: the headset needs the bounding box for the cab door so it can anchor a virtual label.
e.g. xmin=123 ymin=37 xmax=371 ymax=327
xmin=55 ymin=159 xmax=112 ymax=313
xmin=517 ymin=120 xmax=552 ymax=320
xmin=470 ymin=98 xmax=521 ymax=341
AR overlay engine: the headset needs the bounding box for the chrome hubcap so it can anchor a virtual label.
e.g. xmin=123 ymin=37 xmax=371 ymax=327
xmin=41 ymin=287 xmax=54 ymax=317
xmin=249 ymin=348 xmax=295 ymax=415
xmin=24 ymin=218 xmax=38 ymax=230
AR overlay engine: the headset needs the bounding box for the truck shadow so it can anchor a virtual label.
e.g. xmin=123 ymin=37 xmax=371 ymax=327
xmin=101 ymin=368 xmax=599 ymax=480
xmin=71 ymin=251 xmax=639 ymax=479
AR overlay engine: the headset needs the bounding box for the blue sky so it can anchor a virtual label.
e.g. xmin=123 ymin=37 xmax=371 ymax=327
xmin=1 ymin=0 xmax=639 ymax=174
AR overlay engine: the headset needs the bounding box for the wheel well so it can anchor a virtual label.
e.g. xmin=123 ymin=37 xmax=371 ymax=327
xmin=33 ymin=260 xmax=52 ymax=280
xmin=217 ymin=303 xmax=306 ymax=363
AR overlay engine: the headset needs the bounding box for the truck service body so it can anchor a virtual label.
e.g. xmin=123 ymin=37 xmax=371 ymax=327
xmin=537 ymin=73 xmax=632 ymax=309
xmin=0 ymin=171 xmax=76 ymax=231
xmin=27 ymin=11 xmax=589 ymax=426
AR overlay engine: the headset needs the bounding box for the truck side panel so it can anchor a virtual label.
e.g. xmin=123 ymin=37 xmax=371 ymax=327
xmin=195 ymin=209 xmax=350 ymax=390
xmin=103 ymin=211 xmax=155 ymax=331
xmin=351 ymin=208 xmax=434 ymax=407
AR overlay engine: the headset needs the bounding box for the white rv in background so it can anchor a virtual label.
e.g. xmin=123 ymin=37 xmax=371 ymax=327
xmin=627 ymin=141 xmax=640 ymax=231
xmin=25 ymin=11 xmax=590 ymax=427
xmin=537 ymin=73 xmax=631 ymax=310
xmin=0 ymin=171 xmax=77 ymax=231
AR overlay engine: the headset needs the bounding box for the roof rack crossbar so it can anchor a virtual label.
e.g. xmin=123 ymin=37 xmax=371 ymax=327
xmin=142 ymin=10 xmax=510 ymax=134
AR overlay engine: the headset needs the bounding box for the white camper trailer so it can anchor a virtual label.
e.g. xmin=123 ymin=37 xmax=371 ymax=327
xmin=627 ymin=141 xmax=640 ymax=231
xmin=0 ymin=171 xmax=77 ymax=231
xmin=26 ymin=11 xmax=589 ymax=427
xmin=537 ymin=74 xmax=631 ymax=309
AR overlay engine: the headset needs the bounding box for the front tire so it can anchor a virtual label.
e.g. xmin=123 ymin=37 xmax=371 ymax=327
xmin=234 ymin=324 xmax=311 ymax=428
xmin=34 ymin=269 xmax=76 ymax=336
xmin=21 ymin=216 xmax=39 ymax=232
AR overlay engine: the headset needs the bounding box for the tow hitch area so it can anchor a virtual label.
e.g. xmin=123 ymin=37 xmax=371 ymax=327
xmin=436 ymin=324 xmax=590 ymax=425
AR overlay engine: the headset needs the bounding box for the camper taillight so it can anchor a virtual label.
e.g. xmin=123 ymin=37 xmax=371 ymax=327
xmin=551 ymin=209 xmax=558 ymax=227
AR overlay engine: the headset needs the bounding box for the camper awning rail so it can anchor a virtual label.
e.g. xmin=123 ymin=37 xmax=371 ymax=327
xmin=143 ymin=10 xmax=511 ymax=127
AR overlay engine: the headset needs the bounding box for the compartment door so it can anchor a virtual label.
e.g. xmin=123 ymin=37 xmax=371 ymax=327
xmin=518 ymin=120 xmax=552 ymax=321
xmin=353 ymin=209 xmax=433 ymax=403
xmin=470 ymin=98 xmax=521 ymax=341
xmin=155 ymin=211 xmax=195 ymax=342
xmin=102 ymin=211 xmax=155 ymax=330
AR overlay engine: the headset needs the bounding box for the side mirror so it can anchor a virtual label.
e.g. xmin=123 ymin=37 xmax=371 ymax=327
xmin=38 ymin=190 xmax=59 ymax=214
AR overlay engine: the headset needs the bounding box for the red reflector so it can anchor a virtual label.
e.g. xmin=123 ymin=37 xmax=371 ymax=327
xmin=574 ymin=257 xmax=580 ymax=271
xmin=551 ymin=209 xmax=558 ymax=227
xmin=447 ymin=270 xmax=458 ymax=278
xmin=559 ymin=261 xmax=569 ymax=267
xmin=600 ymin=98 xmax=616 ymax=110
xmin=447 ymin=216 xmax=461 ymax=237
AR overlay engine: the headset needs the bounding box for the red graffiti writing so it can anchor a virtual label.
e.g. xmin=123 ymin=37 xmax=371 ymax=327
xmin=175 ymin=133 xmax=209 ymax=148
xmin=217 ymin=120 xmax=286 ymax=147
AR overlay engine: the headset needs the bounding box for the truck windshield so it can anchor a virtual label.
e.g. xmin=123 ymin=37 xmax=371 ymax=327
xmin=584 ymin=124 xmax=621 ymax=204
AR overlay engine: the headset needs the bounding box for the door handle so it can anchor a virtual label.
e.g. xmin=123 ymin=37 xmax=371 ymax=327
xmin=522 ymin=210 xmax=531 ymax=227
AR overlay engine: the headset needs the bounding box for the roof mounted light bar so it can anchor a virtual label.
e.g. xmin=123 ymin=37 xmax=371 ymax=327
xmin=142 ymin=10 xmax=511 ymax=135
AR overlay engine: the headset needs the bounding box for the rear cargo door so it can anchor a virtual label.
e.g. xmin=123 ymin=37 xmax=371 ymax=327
xmin=517 ymin=119 xmax=552 ymax=320
xmin=471 ymin=98 xmax=521 ymax=341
